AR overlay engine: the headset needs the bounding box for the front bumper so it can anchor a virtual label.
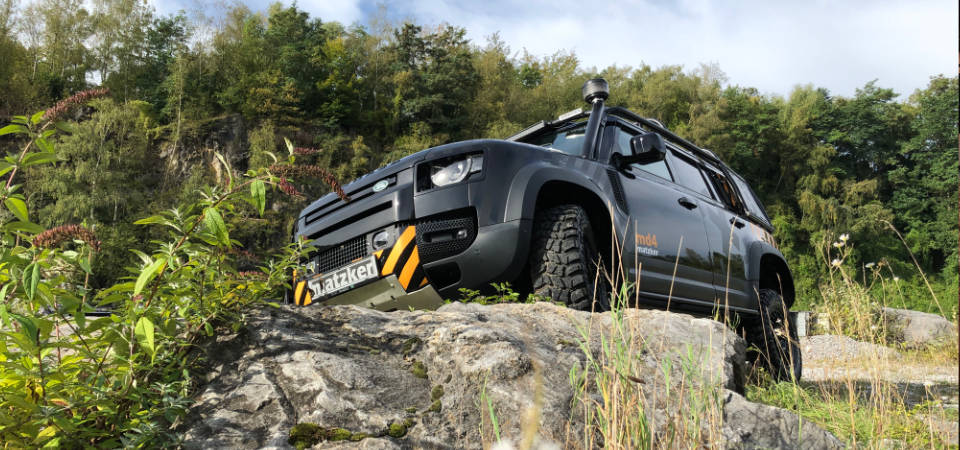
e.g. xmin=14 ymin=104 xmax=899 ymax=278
xmin=292 ymin=224 xmax=431 ymax=307
xmin=293 ymin=145 xmax=529 ymax=308
xmin=306 ymin=274 xmax=444 ymax=311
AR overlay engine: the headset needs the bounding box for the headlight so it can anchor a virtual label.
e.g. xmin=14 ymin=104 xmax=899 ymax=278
xmin=424 ymin=153 xmax=483 ymax=188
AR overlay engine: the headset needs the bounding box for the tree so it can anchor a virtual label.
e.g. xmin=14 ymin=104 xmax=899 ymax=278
xmin=888 ymin=76 xmax=959 ymax=275
xmin=21 ymin=0 xmax=93 ymax=98
xmin=390 ymin=23 xmax=479 ymax=141
xmin=28 ymin=99 xmax=162 ymax=285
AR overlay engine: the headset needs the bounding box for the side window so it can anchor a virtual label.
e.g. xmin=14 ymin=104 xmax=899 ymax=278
xmin=703 ymin=169 xmax=743 ymax=212
xmin=731 ymin=173 xmax=770 ymax=223
xmin=528 ymin=123 xmax=586 ymax=156
xmin=614 ymin=126 xmax=672 ymax=180
xmin=670 ymin=153 xmax=713 ymax=198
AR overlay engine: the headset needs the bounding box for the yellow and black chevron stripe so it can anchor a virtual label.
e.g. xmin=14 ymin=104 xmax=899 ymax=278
xmin=292 ymin=225 xmax=429 ymax=306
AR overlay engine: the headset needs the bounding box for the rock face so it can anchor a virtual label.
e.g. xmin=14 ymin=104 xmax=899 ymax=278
xmin=881 ymin=308 xmax=958 ymax=348
xmin=180 ymin=302 xmax=839 ymax=449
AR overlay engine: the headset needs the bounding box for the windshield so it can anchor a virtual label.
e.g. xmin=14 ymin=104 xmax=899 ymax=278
xmin=523 ymin=123 xmax=587 ymax=156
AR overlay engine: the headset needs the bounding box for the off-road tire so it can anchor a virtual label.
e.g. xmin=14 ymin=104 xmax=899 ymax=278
xmin=529 ymin=204 xmax=609 ymax=312
xmin=746 ymin=288 xmax=802 ymax=381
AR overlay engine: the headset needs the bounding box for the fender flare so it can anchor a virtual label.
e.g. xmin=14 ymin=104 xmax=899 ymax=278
xmin=747 ymin=241 xmax=795 ymax=305
xmin=503 ymin=163 xmax=608 ymax=222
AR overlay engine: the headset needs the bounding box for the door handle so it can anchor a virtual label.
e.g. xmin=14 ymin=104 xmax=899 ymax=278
xmin=730 ymin=217 xmax=745 ymax=229
xmin=678 ymin=197 xmax=697 ymax=209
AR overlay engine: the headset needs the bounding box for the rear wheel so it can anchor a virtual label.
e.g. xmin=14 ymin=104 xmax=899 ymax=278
xmin=529 ymin=204 xmax=609 ymax=312
xmin=746 ymin=288 xmax=802 ymax=381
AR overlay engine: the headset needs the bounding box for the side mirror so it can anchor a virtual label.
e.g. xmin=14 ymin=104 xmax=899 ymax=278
xmin=612 ymin=132 xmax=666 ymax=169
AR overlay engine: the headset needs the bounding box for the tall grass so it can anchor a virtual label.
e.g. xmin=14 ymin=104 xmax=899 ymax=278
xmin=560 ymin=231 xmax=958 ymax=448
xmin=565 ymin=284 xmax=728 ymax=449
xmin=749 ymin=233 xmax=959 ymax=448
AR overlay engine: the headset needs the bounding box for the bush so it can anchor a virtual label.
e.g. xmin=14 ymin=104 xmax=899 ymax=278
xmin=0 ymin=95 xmax=303 ymax=447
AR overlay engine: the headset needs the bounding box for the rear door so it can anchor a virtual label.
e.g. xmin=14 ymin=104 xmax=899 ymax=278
xmin=610 ymin=124 xmax=715 ymax=306
xmin=697 ymin=164 xmax=754 ymax=311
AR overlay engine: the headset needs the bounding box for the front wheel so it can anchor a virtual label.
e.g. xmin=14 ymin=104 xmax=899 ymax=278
xmin=745 ymin=289 xmax=802 ymax=381
xmin=528 ymin=204 xmax=609 ymax=312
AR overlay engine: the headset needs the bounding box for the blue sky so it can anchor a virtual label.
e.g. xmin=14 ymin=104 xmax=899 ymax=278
xmin=151 ymin=0 xmax=958 ymax=99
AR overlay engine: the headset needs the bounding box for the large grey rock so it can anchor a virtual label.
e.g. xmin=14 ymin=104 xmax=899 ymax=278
xmin=180 ymin=302 xmax=837 ymax=449
xmin=721 ymin=390 xmax=844 ymax=449
xmin=881 ymin=308 xmax=958 ymax=348
xmin=801 ymin=335 xmax=900 ymax=364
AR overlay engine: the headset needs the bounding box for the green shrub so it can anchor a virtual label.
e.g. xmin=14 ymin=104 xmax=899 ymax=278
xmin=0 ymin=96 xmax=303 ymax=447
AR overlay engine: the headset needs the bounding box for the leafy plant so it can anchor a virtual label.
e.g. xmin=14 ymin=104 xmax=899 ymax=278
xmin=0 ymin=94 xmax=305 ymax=447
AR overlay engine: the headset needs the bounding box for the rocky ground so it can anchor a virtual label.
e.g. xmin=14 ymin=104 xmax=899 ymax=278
xmin=800 ymin=333 xmax=959 ymax=447
xmin=179 ymin=302 xmax=842 ymax=449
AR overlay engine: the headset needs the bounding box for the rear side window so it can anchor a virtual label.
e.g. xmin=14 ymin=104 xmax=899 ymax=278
xmin=731 ymin=173 xmax=770 ymax=224
xmin=703 ymin=169 xmax=743 ymax=212
xmin=670 ymin=153 xmax=713 ymax=198
xmin=527 ymin=124 xmax=586 ymax=156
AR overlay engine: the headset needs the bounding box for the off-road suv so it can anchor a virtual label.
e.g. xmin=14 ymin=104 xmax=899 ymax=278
xmin=289 ymin=79 xmax=801 ymax=380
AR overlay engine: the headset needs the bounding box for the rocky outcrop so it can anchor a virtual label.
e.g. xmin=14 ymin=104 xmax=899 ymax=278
xmin=159 ymin=114 xmax=248 ymax=180
xmin=180 ymin=302 xmax=840 ymax=449
xmin=801 ymin=335 xmax=901 ymax=363
xmin=881 ymin=307 xmax=958 ymax=348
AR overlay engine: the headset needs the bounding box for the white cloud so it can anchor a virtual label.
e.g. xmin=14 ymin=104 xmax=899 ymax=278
xmin=387 ymin=0 xmax=958 ymax=98
xmin=147 ymin=0 xmax=957 ymax=98
xmin=295 ymin=0 xmax=365 ymax=26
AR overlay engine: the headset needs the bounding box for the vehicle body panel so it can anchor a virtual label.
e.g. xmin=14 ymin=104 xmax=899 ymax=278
xmin=291 ymin=105 xmax=795 ymax=316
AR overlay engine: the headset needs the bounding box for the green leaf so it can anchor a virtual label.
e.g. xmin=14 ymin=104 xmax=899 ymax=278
xmin=54 ymin=121 xmax=75 ymax=134
xmin=203 ymin=321 xmax=213 ymax=336
xmin=135 ymin=316 xmax=156 ymax=363
xmin=35 ymin=137 xmax=53 ymax=153
xmin=0 ymin=124 xmax=28 ymax=136
xmin=79 ymin=256 xmax=92 ymax=274
xmin=30 ymin=110 xmax=45 ymax=125
xmin=0 ymin=302 xmax=9 ymax=328
xmin=284 ymin=137 xmax=295 ymax=155
xmin=28 ymin=262 xmax=39 ymax=301
xmin=11 ymin=313 xmax=38 ymax=347
xmin=251 ymin=180 xmax=266 ymax=216
xmin=4 ymin=197 xmax=28 ymax=222
xmin=133 ymin=256 xmax=166 ymax=297
xmin=21 ymin=152 xmax=58 ymax=167
xmin=129 ymin=249 xmax=150 ymax=265
xmin=0 ymin=160 xmax=12 ymax=177
xmin=133 ymin=215 xmax=169 ymax=226
xmin=203 ymin=207 xmax=229 ymax=246
xmin=5 ymin=220 xmax=44 ymax=234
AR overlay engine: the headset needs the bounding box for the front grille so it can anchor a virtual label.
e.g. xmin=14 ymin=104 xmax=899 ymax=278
xmin=303 ymin=175 xmax=398 ymax=226
xmin=416 ymin=213 xmax=477 ymax=264
xmin=315 ymin=235 xmax=367 ymax=273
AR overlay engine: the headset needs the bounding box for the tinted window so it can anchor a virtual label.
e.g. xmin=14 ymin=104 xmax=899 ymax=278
xmin=614 ymin=127 xmax=672 ymax=180
xmin=528 ymin=124 xmax=587 ymax=156
xmin=731 ymin=173 xmax=770 ymax=223
xmin=703 ymin=169 xmax=743 ymax=212
xmin=670 ymin=154 xmax=712 ymax=198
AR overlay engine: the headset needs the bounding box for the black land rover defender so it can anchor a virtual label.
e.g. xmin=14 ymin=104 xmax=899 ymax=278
xmin=290 ymin=79 xmax=801 ymax=380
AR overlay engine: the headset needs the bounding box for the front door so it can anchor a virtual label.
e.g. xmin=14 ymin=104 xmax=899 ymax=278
xmin=611 ymin=125 xmax=715 ymax=308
